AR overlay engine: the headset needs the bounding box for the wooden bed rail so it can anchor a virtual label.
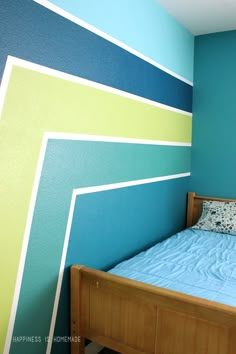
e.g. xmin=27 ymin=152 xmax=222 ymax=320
xmin=71 ymin=265 xmax=236 ymax=354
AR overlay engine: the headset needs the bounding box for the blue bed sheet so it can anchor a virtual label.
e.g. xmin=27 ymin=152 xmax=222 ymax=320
xmin=109 ymin=228 xmax=236 ymax=307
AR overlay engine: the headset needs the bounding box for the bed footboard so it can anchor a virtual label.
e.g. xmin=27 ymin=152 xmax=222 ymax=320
xmin=71 ymin=265 xmax=236 ymax=354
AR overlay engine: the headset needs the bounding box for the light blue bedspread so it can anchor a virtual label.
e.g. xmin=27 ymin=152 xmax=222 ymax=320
xmin=109 ymin=228 xmax=236 ymax=307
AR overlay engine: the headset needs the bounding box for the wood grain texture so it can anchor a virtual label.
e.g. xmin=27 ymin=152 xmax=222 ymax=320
xmin=70 ymin=265 xmax=85 ymax=354
xmin=71 ymin=266 xmax=236 ymax=354
xmin=71 ymin=192 xmax=236 ymax=354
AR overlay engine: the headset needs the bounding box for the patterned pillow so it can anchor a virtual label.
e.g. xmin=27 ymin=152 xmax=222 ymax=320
xmin=192 ymin=200 xmax=236 ymax=235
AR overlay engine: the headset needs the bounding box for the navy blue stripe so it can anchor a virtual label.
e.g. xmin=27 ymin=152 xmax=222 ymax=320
xmin=52 ymin=176 xmax=190 ymax=353
xmin=0 ymin=0 xmax=192 ymax=112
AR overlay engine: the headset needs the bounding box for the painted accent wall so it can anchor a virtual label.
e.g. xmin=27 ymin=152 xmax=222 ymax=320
xmin=0 ymin=1 xmax=194 ymax=353
xmin=191 ymin=30 xmax=236 ymax=198
xmin=34 ymin=0 xmax=194 ymax=82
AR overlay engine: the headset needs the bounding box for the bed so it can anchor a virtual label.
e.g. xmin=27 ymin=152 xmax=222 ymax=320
xmin=70 ymin=192 xmax=236 ymax=354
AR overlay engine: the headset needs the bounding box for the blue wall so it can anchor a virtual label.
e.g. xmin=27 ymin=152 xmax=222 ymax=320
xmin=191 ymin=30 xmax=236 ymax=198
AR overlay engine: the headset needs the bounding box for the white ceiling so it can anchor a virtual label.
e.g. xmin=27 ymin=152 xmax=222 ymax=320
xmin=157 ymin=0 xmax=236 ymax=35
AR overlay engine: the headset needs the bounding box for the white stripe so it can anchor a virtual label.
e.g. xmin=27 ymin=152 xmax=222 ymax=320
xmin=3 ymin=135 xmax=48 ymax=354
xmin=76 ymin=173 xmax=191 ymax=196
xmin=33 ymin=0 xmax=193 ymax=86
xmin=46 ymin=190 xmax=77 ymax=354
xmin=6 ymin=55 xmax=192 ymax=117
xmin=47 ymin=171 xmax=190 ymax=353
xmin=0 ymin=59 xmax=13 ymax=120
xmin=45 ymin=132 xmax=191 ymax=147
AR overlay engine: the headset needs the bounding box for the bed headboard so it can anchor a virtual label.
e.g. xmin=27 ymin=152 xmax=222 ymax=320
xmin=186 ymin=192 xmax=236 ymax=228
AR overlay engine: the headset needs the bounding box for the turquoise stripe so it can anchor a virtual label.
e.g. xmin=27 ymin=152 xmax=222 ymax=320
xmin=11 ymin=139 xmax=190 ymax=353
xmin=46 ymin=0 xmax=194 ymax=82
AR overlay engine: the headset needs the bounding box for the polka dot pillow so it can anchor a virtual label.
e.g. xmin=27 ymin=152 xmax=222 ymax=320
xmin=192 ymin=200 xmax=236 ymax=236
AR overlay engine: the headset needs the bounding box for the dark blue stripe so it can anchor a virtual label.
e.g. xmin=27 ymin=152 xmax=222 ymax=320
xmin=0 ymin=0 xmax=192 ymax=112
xmin=52 ymin=176 xmax=190 ymax=353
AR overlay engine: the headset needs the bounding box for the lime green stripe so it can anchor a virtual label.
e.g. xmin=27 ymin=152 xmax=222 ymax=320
xmin=9 ymin=67 xmax=191 ymax=142
xmin=0 ymin=65 xmax=191 ymax=352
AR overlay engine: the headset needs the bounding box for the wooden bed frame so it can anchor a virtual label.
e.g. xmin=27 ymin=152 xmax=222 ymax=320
xmin=71 ymin=192 xmax=236 ymax=354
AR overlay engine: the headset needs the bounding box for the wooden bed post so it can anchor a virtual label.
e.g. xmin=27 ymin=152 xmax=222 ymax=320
xmin=71 ymin=265 xmax=85 ymax=354
xmin=186 ymin=192 xmax=195 ymax=227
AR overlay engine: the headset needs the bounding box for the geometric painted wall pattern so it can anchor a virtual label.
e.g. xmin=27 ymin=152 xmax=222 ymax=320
xmin=0 ymin=58 xmax=192 ymax=354
xmin=0 ymin=1 xmax=193 ymax=353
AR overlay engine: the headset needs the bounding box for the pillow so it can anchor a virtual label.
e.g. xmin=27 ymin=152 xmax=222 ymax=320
xmin=192 ymin=200 xmax=236 ymax=236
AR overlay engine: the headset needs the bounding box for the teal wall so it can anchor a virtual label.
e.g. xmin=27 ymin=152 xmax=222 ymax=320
xmin=191 ymin=30 xmax=236 ymax=198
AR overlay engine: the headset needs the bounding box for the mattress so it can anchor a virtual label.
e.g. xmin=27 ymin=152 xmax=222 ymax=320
xmin=109 ymin=228 xmax=236 ymax=307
